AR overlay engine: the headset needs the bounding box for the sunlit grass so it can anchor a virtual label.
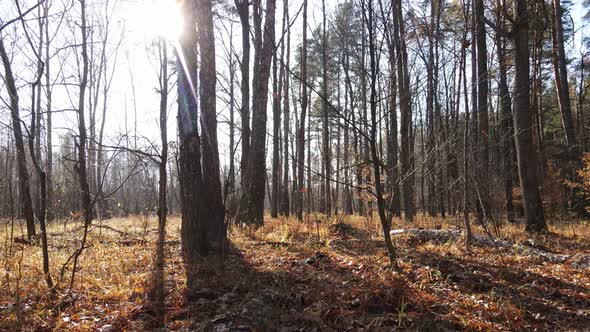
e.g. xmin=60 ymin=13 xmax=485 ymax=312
xmin=0 ymin=212 xmax=588 ymax=330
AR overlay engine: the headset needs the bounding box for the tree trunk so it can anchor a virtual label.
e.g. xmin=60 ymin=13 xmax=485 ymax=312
xmin=0 ymin=40 xmax=36 ymax=240
xmin=197 ymin=0 xmax=225 ymax=242
xmin=366 ymin=0 xmax=398 ymax=268
xmin=296 ymin=0 xmax=308 ymax=221
xmin=322 ymin=0 xmax=331 ymax=217
xmin=70 ymin=0 xmax=93 ymax=289
xmin=551 ymin=0 xmax=576 ymax=150
xmin=238 ymin=0 xmax=276 ymax=225
xmin=235 ymin=0 xmax=251 ymax=179
xmin=280 ymin=0 xmax=290 ymax=216
xmin=178 ymin=0 xmax=225 ymax=290
xmin=393 ymin=0 xmax=414 ymax=221
xmin=151 ymin=38 xmax=168 ymax=318
xmin=512 ymin=0 xmax=547 ymax=233
xmin=495 ymin=2 xmax=515 ymax=223
xmin=271 ymin=38 xmax=281 ymax=218
xmin=44 ymin=0 xmax=53 ymax=222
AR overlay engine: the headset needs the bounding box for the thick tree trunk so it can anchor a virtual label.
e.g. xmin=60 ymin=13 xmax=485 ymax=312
xmin=178 ymin=0 xmax=225 ymax=290
xmin=238 ymin=0 xmax=276 ymax=225
xmin=512 ymin=0 xmax=547 ymax=233
xmin=197 ymin=0 xmax=225 ymax=241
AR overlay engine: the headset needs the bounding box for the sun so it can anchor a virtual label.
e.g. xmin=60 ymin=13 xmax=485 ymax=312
xmin=126 ymin=0 xmax=183 ymax=42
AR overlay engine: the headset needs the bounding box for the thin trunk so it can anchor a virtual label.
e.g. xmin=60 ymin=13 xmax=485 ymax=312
xmin=393 ymin=0 xmax=413 ymax=221
xmin=280 ymin=0 xmax=290 ymax=216
xmin=366 ymin=0 xmax=398 ymax=269
xmin=322 ymin=0 xmax=331 ymax=216
xmin=552 ymin=0 xmax=576 ymax=150
xmin=151 ymin=39 xmax=168 ymax=318
xmin=495 ymin=1 xmax=515 ymax=223
xmin=296 ymin=0 xmax=308 ymax=221
xmin=236 ymin=0 xmax=251 ymax=178
xmin=70 ymin=0 xmax=93 ymax=289
xmin=0 ymin=40 xmax=36 ymax=239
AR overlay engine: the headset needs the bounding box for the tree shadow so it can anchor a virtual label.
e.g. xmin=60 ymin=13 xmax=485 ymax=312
xmin=404 ymin=249 xmax=590 ymax=330
xmin=170 ymin=240 xmax=460 ymax=330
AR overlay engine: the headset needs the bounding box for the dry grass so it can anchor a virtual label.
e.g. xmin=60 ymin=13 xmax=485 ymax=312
xmin=0 ymin=213 xmax=588 ymax=331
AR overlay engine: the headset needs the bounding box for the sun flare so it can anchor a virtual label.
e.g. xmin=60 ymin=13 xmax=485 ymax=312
xmin=127 ymin=0 xmax=183 ymax=42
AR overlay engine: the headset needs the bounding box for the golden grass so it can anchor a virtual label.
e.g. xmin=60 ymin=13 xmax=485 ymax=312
xmin=0 ymin=212 xmax=588 ymax=330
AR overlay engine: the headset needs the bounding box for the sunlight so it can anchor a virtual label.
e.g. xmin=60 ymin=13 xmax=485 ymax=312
xmin=126 ymin=0 xmax=183 ymax=42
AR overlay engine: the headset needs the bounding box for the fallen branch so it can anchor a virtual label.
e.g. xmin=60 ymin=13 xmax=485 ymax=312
xmin=390 ymin=229 xmax=579 ymax=264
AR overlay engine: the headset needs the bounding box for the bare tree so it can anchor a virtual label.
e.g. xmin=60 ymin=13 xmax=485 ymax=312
xmin=0 ymin=37 xmax=36 ymax=240
xmin=512 ymin=0 xmax=547 ymax=233
xmin=296 ymin=0 xmax=308 ymax=222
xmin=238 ymin=0 xmax=276 ymax=225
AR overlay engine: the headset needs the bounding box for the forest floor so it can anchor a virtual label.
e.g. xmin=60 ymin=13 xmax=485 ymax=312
xmin=0 ymin=213 xmax=589 ymax=331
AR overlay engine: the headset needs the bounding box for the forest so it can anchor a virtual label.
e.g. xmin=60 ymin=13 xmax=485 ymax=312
xmin=1 ymin=0 xmax=590 ymax=330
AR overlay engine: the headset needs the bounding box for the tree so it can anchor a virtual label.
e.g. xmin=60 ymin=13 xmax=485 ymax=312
xmin=149 ymin=37 xmax=169 ymax=320
xmin=475 ymin=0 xmax=490 ymax=216
xmin=393 ymin=0 xmax=414 ymax=222
xmin=322 ymin=0 xmax=331 ymax=216
xmin=296 ymin=0 xmax=308 ymax=221
xmin=551 ymin=0 xmax=576 ymax=151
xmin=271 ymin=2 xmax=286 ymax=218
xmin=280 ymin=0 xmax=291 ymax=216
xmin=495 ymin=0 xmax=515 ymax=223
xmin=237 ymin=0 xmax=276 ymax=225
xmin=512 ymin=0 xmax=547 ymax=232
xmin=178 ymin=0 xmax=226 ymax=289
xmin=365 ymin=0 xmax=398 ymax=268
xmin=235 ymin=0 xmax=251 ymax=176
xmin=70 ymin=0 xmax=93 ymax=289
xmin=0 ymin=37 xmax=36 ymax=240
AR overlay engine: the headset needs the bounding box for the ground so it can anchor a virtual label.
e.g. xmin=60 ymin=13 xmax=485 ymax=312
xmin=0 ymin=213 xmax=589 ymax=331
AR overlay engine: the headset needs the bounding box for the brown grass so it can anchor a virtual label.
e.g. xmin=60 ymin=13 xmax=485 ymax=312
xmin=0 ymin=213 xmax=588 ymax=330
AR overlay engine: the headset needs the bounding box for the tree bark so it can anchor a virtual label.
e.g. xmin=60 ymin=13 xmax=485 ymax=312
xmin=238 ymin=0 xmax=276 ymax=225
xmin=366 ymin=0 xmax=398 ymax=268
xmin=512 ymin=0 xmax=547 ymax=233
xmin=296 ymin=0 xmax=308 ymax=221
xmin=393 ymin=0 xmax=414 ymax=221
xmin=235 ymin=0 xmax=251 ymax=179
xmin=0 ymin=39 xmax=36 ymax=240
xmin=551 ymin=0 xmax=576 ymax=150
xmin=322 ymin=0 xmax=331 ymax=216
xmin=495 ymin=1 xmax=515 ymax=223
xmin=280 ymin=0 xmax=290 ymax=216
xmin=197 ymin=0 xmax=225 ymax=242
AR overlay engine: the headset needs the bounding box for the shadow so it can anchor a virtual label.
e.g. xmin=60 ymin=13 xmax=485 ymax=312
xmin=167 ymin=240 xmax=460 ymax=331
xmin=404 ymin=249 xmax=590 ymax=330
xmin=127 ymin=221 xmax=589 ymax=330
